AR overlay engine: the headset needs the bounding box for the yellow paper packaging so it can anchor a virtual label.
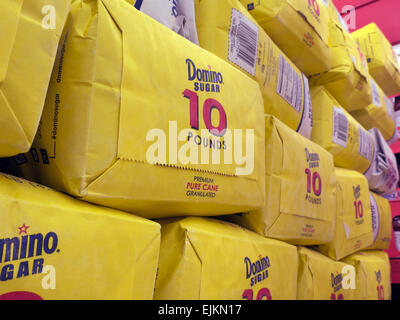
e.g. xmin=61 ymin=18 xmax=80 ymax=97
xmin=350 ymin=78 xmax=396 ymax=143
xmin=297 ymin=247 xmax=356 ymax=300
xmin=154 ymin=217 xmax=298 ymax=300
xmin=343 ymin=251 xmax=391 ymax=300
xmin=0 ymin=0 xmax=71 ymax=157
xmin=195 ymin=0 xmax=312 ymax=138
xmin=228 ymin=115 xmax=336 ymax=245
xmin=238 ymin=0 xmax=332 ymax=76
xmin=351 ymin=23 xmax=400 ymax=96
xmin=310 ymin=86 xmax=374 ymax=174
xmin=0 ymin=173 xmax=160 ymax=300
xmin=15 ymin=0 xmax=265 ymax=219
xmin=317 ymin=168 xmax=373 ymax=260
xmin=368 ymin=192 xmax=392 ymax=250
xmin=310 ymin=19 xmax=372 ymax=112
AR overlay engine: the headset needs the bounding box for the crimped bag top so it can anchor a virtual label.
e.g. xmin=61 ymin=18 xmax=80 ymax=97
xmin=0 ymin=0 xmax=71 ymax=157
xmin=19 ymin=0 xmax=265 ymax=218
xmin=195 ymin=0 xmax=312 ymax=138
xmin=0 ymin=173 xmax=160 ymax=300
xmin=297 ymin=247 xmax=356 ymax=300
xmin=310 ymin=86 xmax=374 ymax=174
xmin=154 ymin=217 xmax=298 ymax=300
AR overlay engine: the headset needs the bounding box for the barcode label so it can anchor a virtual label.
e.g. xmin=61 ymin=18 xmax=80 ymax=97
xmin=228 ymin=9 xmax=258 ymax=76
xmin=332 ymin=107 xmax=348 ymax=147
xmin=276 ymin=55 xmax=302 ymax=113
xmin=371 ymin=79 xmax=381 ymax=107
xmin=358 ymin=127 xmax=374 ymax=160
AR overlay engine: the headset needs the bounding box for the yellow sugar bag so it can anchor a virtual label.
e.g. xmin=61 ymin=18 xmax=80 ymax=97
xmin=0 ymin=173 xmax=160 ymax=300
xmin=0 ymin=0 xmax=71 ymax=157
xmin=15 ymin=0 xmax=265 ymax=219
xmin=316 ymin=168 xmax=373 ymax=260
xmin=154 ymin=217 xmax=298 ymax=300
xmin=310 ymin=20 xmax=372 ymax=112
xmin=368 ymin=192 xmax=392 ymax=250
xmin=310 ymin=86 xmax=374 ymax=174
xmin=351 ymin=23 xmax=400 ymax=96
xmin=297 ymin=247 xmax=356 ymax=300
xmin=195 ymin=0 xmax=312 ymax=138
xmin=238 ymin=0 xmax=332 ymax=76
xmin=350 ymin=78 xmax=396 ymax=143
xmin=343 ymin=251 xmax=391 ymax=300
xmin=228 ymin=115 xmax=336 ymax=245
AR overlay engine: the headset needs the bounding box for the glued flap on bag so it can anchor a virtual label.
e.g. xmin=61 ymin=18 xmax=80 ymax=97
xmin=0 ymin=0 xmax=23 ymax=81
